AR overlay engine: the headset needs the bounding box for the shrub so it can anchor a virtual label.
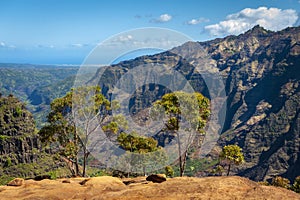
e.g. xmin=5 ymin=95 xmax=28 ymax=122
xmin=292 ymin=176 xmax=300 ymax=193
xmin=165 ymin=166 xmax=174 ymax=178
xmin=271 ymin=176 xmax=290 ymax=189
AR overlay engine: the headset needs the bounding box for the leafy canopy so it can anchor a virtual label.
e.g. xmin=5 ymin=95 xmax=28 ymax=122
xmin=220 ymin=145 xmax=245 ymax=165
xmin=152 ymin=91 xmax=210 ymax=132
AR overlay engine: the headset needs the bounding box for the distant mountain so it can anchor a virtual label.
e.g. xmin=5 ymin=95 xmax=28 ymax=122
xmin=90 ymin=25 xmax=300 ymax=181
xmin=0 ymin=64 xmax=78 ymax=126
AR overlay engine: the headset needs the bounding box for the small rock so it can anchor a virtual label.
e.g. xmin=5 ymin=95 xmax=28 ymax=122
xmin=34 ymin=175 xmax=51 ymax=181
xmin=7 ymin=178 xmax=25 ymax=186
xmin=146 ymin=174 xmax=167 ymax=183
xmin=123 ymin=179 xmax=148 ymax=185
xmin=62 ymin=179 xmax=71 ymax=183
xmin=79 ymin=178 xmax=91 ymax=185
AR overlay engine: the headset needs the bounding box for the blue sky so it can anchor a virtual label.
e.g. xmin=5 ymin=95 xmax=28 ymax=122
xmin=0 ymin=0 xmax=299 ymax=64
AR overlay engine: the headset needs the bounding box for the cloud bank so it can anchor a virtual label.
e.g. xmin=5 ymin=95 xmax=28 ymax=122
xmin=205 ymin=7 xmax=298 ymax=36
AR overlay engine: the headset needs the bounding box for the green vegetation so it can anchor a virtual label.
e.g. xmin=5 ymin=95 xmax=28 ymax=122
xmin=152 ymin=91 xmax=210 ymax=176
xmin=220 ymin=144 xmax=245 ymax=176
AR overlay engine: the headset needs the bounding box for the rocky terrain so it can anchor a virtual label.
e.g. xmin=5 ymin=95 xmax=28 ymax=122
xmin=0 ymin=176 xmax=299 ymax=200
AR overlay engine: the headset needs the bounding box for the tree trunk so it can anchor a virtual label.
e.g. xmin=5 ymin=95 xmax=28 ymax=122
xmin=75 ymin=156 xmax=80 ymax=177
xmin=177 ymin=131 xmax=184 ymax=177
xmin=82 ymin=150 xmax=89 ymax=177
xmin=227 ymin=162 xmax=231 ymax=176
xmin=73 ymin=126 xmax=80 ymax=177
xmin=181 ymin=150 xmax=188 ymax=176
xmin=179 ymin=156 xmax=184 ymax=177
xmin=177 ymin=132 xmax=189 ymax=177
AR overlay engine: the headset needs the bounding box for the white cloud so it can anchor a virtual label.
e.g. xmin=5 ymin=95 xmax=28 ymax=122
xmin=187 ymin=18 xmax=209 ymax=25
xmin=204 ymin=7 xmax=298 ymax=36
xmin=152 ymin=14 xmax=172 ymax=23
xmin=159 ymin=14 xmax=172 ymax=22
xmin=0 ymin=41 xmax=6 ymax=47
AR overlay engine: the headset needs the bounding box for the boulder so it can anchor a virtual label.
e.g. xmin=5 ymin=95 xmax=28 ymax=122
xmin=7 ymin=178 xmax=25 ymax=186
xmin=146 ymin=174 xmax=167 ymax=183
xmin=34 ymin=175 xmax=51 ymax=181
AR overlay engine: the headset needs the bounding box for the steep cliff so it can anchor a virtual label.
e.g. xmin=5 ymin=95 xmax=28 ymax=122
xmin=0 ymin=94 xmax=40 ymax=165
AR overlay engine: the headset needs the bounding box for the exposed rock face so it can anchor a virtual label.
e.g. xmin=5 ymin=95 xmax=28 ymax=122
xmin=93 ymin=25 xmax=300 ymax=181
xmin=0 ymin=95 xmax=40 ymax=166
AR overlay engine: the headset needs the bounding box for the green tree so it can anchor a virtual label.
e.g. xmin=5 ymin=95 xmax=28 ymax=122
xmin=117 ymin=132 xmax=158 ymax=153
xmin=152 ymin=91 xmax=210 ymax=176
xmin=117 ymin=132 xmax=167 ymax=176
xmin=39 ymin=86 xmax=119 ymax=177
xmin=219 ymin=144 xmax=244 ymax=176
